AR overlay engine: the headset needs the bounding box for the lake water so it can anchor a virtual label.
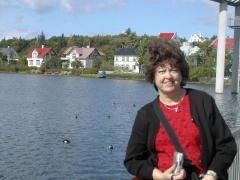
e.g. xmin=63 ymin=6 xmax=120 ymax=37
xmin=0 ymin=73 xmax=239 ymax=180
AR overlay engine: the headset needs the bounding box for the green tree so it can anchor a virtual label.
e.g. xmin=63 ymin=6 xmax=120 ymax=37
xmin=71 ymin=60 xmax=83 ymax=69
xmin=35 ymin=31 xmax=46 ymax=47
xmin=93 ymin=56 xmax=103 ymax=69
xmin=42 ymin=56 xmax=61 ymax=69
xmin=18 ymin=56 xmax=27 ymax=65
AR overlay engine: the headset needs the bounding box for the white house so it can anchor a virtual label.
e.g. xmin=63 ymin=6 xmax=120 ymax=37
xmin=27 ymin=45 xmax=55 ymax=67
xmin=114 ymin=48 xmax=139 ymax=73
xmin=61 ymin=46 xmax=104 ymax=69
xmin=180 ymin=42 xmax=200 ymax=56
xmin=188 ymin=34 xmax=206 ymax=43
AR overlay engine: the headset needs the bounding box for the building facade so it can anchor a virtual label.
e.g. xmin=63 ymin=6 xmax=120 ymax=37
xmin=61 ymin=46 xmax=104 ymax=69
xmin=114 ymin=48 xmax=139 ymax=73
xmin=26 ymin=46 xmax=55 ymax=67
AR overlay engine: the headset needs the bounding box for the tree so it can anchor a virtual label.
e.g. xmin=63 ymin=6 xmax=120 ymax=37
xmin=35 ymin=31 xmax=46 ymax=47
xmin=57 ymin=34 xmax=67 ymax=50
xmin=137 ymin=35 xmax=158 ymax=73
xmin=42 ymin=56 xmax=61 ymax=69
xmin=93 ymin=56 xmax=103 ymax=69
xmin=18 ymin=56 xmax=27 ymax=65
xmin=71 ymin=60 xmax=83 ymax=69
xmin=125 ymin=28 xmax=134 ymax=35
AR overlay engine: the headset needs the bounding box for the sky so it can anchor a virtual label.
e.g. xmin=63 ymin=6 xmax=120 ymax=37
xmin=0 ymin=0 xmax=236 ymax=40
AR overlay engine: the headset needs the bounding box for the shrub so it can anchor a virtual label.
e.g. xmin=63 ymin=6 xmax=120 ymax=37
xmin=108 ymin=73 xmax=145 ymax=80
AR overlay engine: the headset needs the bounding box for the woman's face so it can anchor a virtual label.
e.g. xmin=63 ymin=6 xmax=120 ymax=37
xmin=154 ymin=62 xmax=182 ymax=94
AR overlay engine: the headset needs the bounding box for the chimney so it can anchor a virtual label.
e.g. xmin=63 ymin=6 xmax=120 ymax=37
xmin=42 ymin=45 xmax=44 ymax=48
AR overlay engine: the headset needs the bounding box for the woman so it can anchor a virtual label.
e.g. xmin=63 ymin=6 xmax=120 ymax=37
xmin=124 ymin=40 xmax=237 ymax=180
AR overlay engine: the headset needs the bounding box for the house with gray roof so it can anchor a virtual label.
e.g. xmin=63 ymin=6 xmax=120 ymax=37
xmin=0 ymin=47 xmax=19 ymax=63
xmin=114 ymin=48 xmax=139 ymax=73
xmin=61 ymin=46 xmax=104 ymax=69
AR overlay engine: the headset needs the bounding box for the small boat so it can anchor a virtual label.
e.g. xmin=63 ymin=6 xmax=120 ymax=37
xmin=97 ymin=71 xmax=107 ymax=78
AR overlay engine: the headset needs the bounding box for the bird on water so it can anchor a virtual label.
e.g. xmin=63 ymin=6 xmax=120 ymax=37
xmin=63 ymin=139 xmax=70 ymax=144
xmin=108 ymin=145 xmax=113 ymax=150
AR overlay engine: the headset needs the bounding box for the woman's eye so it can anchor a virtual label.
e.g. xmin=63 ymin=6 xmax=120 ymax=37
xmin=159 ymin=71 xmax=165 ymax=74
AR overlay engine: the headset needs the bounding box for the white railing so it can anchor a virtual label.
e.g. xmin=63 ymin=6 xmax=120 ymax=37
xmin=228 ymin=127 xmax=240 ymax=180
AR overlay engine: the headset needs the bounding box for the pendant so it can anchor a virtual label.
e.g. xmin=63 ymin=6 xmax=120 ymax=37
xmin=174 ymin=108 xmax=178 ymax=112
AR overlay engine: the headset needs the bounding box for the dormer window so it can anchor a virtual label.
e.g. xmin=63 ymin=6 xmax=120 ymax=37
xmin=72 ymin=53 xmax=76 ymax=59
xmin=32 ymin=50 xmax=38 ymax=58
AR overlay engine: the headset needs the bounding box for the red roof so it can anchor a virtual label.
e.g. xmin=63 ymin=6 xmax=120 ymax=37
xmin=210 ymin=38 xmax=234 ymax=49
xmin=27 ymin=48 xmax=52 ymax=58
xmin=159 ymin=33 xmax=175 ymax=40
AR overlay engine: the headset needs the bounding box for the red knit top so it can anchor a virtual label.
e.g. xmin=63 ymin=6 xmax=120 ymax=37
xmin=155 ymin=94 xmax=205 ymax=175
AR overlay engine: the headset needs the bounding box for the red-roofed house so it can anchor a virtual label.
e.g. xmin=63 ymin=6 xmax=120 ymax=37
xmin=27 ymin=45 xmax=56 ymax=67
xmin=61 ymin=46 xmax=105 ymax=69
xmin=210 ymin=38 xmax=234 ymax=49
xmin=159 ymin=33 xmax=179 ymax=41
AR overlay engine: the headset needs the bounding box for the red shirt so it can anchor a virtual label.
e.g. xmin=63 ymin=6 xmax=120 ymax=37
xmin=155 ymin=95 xmax=205 ymax=174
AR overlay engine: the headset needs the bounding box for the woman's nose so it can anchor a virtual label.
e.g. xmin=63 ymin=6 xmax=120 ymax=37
xmin=164 ymin=70 xmax=172 ymax=78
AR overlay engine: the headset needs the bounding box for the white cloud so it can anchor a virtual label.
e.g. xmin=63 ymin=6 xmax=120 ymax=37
xmin=144 ymin=0 xmax=216 ymax=6
xmin=0 ymin=0 xmax=20 ymax=9
xmin=0 ymin=28 xmax=36 ymax=40
xmin=20 ymin=0 xmax=59 ymax=13
xmin=18 ymin=0 xmax=127 ymax=13
xmin=183 ymin=0 xmax=216 ymax=6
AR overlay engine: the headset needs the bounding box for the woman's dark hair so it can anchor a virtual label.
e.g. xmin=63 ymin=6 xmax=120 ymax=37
xmin=145 ymin=39 xmax=189 ymax=90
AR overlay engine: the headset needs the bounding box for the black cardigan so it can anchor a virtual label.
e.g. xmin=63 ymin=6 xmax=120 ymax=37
xmin=124 ymin=88 xmax=237 ymax=180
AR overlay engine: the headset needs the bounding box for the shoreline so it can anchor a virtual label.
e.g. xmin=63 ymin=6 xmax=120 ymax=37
xmin=0 ymin=71 xmax=232 ymax=86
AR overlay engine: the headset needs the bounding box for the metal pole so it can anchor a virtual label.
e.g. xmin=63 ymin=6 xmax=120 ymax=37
xmin=216 ymin=2 xmax=228 ymax=93
xmin=231 ymin=6 xmax=240 ymax=94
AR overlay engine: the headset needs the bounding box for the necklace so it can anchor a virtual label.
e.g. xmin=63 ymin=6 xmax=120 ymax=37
xmin=160 ymin=90 xmax=186 ymax=113
xmin=162 ymin=96 xmax=185 ymax=113
xmin=163 ymin=105 xmax=179 ymax=112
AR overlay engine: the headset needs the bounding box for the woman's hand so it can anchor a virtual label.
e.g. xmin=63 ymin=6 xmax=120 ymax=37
xmin=201 ymin=176 xmax=216 ymax=180
xmin=152 ymin=164 xmax=186 ymax=180
xmin=201 ymin=170 xmax=217 ymax=180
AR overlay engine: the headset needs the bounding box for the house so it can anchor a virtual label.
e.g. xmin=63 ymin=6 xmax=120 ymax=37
xmin=210 ymin=38 xmax=234 ymax=49
xmin=0 ymin=46 xmax=19 ymax=63
xmin=114 ymin=48 xmax=139 ymax=73
xmin=159 ymin=33 xmax=180 ymax=42
xmin=27 ymin=45 xmax=56 ymax=67
xmin=188 ymin=34 xmax=206 ymax=43
xmin=180 ymin=42 xmax=200 ymax=56
xmin=61 ymin=46 xmax=104 ymax=69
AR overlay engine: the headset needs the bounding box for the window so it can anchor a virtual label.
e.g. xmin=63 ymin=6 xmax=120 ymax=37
xmin=116 ymin=57 xmax=118 ymax=61
xmin=126 ymin=57 xmax=129 ymax=61
xmin=133 ymin=58 xmax=136 ymax=62
xmin=33 ymin=52 xmax=38 ymax=58
xmin=72 ymin=53 xmax=76 ymax=59
xmin=122 ymin=57 xmax=125 ymax=61
xmin=29 ymin=60 xmax=33 ymax=66
xmin=36 ymin=60 xmax=40 ymax=66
